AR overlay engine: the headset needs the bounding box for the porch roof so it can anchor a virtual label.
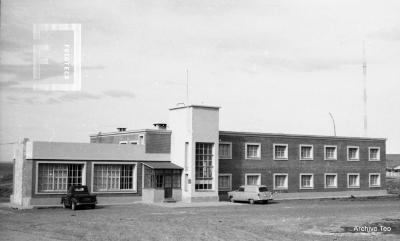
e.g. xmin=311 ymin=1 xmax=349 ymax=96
xmin=142 ymin=161 xmax=183 ymax=170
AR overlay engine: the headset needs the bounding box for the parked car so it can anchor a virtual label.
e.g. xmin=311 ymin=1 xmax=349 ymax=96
xmin=228 ymin=185 xmax=273 ymax=204
xmin=61 ymin=185 xmax=97 ymax=210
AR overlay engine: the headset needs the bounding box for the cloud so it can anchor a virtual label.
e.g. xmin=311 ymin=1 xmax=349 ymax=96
xmin=102 ymin=90 xmax=135 ymax=98
xmin=0 ymin=61 xmax=106 ymax=88
xmin=0 ymin=80 xmax=20 ymax=88
xmin=2 ymin=89 xmax=135 ymax=105
xmin=58 ymin=92 xmax=103 ymax=102
xmin=245 ymin=54 xmax=359 ymax=73
xmin=368 ymin=26 xmax=400 ymax=41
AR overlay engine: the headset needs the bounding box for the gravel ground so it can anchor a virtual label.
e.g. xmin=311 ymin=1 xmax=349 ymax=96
xmin=0 ymin=197 xmax=399 ymax=241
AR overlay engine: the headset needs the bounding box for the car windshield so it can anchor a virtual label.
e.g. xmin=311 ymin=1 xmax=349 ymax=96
xmin=259 ymin=187 xmax=268 ymax=192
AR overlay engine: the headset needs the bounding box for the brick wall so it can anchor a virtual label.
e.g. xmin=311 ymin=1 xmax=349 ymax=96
xmin=219 ymin=134 xmax=386 ymax=193
xmin=145 ymin=132 xmax=171 ymax=153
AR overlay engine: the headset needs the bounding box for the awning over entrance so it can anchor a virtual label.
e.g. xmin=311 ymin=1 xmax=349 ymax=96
xmin=142 ymin=162 xmax=183 ymax=170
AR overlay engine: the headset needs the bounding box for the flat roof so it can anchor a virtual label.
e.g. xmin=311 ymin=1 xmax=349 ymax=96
xmin=142 ymin=161 xmax=183 ymax=170
xmin=26 ymin=141 xmax=170 ymax=161
xmin=90 ymin=129 xmax=171 ymax=137
xmin=169 ymin=104 xmax=221 ymax=111
xmin=219 ymin=130 xmax=386 ymax=141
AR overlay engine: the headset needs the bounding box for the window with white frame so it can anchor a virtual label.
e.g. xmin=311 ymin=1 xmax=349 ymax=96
xmin=218 ymin=174 xmax=232 ymax=190
xmin=93 ymin=163 xmax=136 ymax=192
xmin=347 ymin=146 xmax=359 ymax=161
xmin=219 ymin=142 xmax=232 ymax=159
xmin=245 ymin=143 xmax=261 ymax=159
xmin=273 ymin=174 xmax=288 ymax=190
xmin=300 ymin=174 xmax=314 ymax=189
xmin=195 ymin=143 xmax=214 ymax=190
xmin=129 ymin=140 xmax=138 ymax=145
xmin=347 ymin=173 xmax=360 ymax=188
xmin=245 ymin=173 xmax=261 ymax=185
xmin=324 ymin=173 xmax=337 ymax=188
xmin=324 ymin=146 xmax=337 ymax=160
xmin=369 ymin=173 xmax=381 ymax=187
xmin=274 ymin=144 xmax=288 ymax=160
xmin=119 ymin=141 xmax=128 ymax=144
xmin=369 ymin=147 xmax=380 ymax=161
xmin=37 ymin=163 xmax=84 ymax=193
xmin=300 ymin=145 xmax=313 ymax=160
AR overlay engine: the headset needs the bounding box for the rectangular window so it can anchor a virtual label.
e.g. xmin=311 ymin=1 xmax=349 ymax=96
xmin=129 ymin=141 xmax=138 ymax=145
xmin=273 ymin=174 xmax=288 ymax=190
xmin=369 ymin=173 xmax=381 ymax=187
xmin=347 ymin=146 xmax=359 ymax=161
xmin=93 ymin=163 xmax=136 ymax=192
xmin=300 ymin=145 xmax=313 ymax=160
xmin=172 ymin=170 xmax=182 ymax=188
xmin=324 ymin=173 xmax=337 ymax=188
xmin=195 ymin=143 xmax=214 ymax=190
xmin=369 ymin=147 xmax=380 ymax=161
xmin=300 ymin=174 xmax=314 ymax=189
xmin=119 ymin=141 xmax=128 ymax=144
xmin=324 ymin=145 xmax=337 ymax=160
xmin=274 ymin=144 xmax=288 ymax=160
xmin=245 ymin=173 xmax=261 ymax=185
xmin=139 ymin=135 xmax=145 ymax=145
xmin=184 ymin=142 xmax=189 ymax=170
xmin=218 ymin=174 xmax=232 ymax=190
xmin=347 ymin=173 xmax=360 ymax=188
xmin=245 ymin=143 xmax=261 ymax=159
xmin=37 ymin=163 xmax=84 ymax=193
xmin=219 ymin=142 xmax=232 ymax=159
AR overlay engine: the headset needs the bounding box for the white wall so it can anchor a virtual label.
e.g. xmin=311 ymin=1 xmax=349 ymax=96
xmin=169 ymin=105 xmax=220 ymax=202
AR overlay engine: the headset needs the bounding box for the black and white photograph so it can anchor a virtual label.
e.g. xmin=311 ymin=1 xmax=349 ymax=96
xmin=0 ymin=0 xmax=399 ymax=240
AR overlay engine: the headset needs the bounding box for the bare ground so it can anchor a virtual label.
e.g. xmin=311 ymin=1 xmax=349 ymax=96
xmin=0 ymin=197 xmax=399 ymax=241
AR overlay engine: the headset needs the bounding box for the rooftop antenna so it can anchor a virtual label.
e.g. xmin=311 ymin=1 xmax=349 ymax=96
xmin=362 ymin=41 xmax=368 ymax=137
xmin=186 ymin=68 xmax=189 ymax=106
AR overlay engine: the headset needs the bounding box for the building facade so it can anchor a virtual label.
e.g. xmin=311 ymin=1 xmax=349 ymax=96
xmin=218 ymin=131 xmax=385 ymax=194
xmin=11 ymin=105 xmax=387 ymax=208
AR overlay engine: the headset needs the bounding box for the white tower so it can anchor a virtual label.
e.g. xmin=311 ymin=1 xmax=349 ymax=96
xmin=169 ymin=105 xmax=220 ymax=202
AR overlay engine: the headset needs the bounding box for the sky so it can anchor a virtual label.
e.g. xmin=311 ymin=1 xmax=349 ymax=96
xmin=1 ymin=0 xmax=400 ymax=162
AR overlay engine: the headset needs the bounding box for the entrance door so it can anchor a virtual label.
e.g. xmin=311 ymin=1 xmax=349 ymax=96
xmin=164 ymin=175 xmax=173 ymax=199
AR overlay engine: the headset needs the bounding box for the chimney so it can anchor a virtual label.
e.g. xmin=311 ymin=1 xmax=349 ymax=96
xmin=117 ymin=127 xmax=127 ymax=132
xmin=153 ymin=123 xmax=167 ymax=130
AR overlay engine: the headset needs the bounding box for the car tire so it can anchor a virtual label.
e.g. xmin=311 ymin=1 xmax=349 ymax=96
xmin=71 ymin=202 xmax=77 ymax=211
xmin=249 ymin=199 xmax=255 ymax=205
xmin=63 ymin=201 xmax=68 ymax=209
xmin=229 ymin=197 xmax=235 ymax=203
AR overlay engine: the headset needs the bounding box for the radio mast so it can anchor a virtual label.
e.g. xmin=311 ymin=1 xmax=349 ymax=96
xmin=362 ymin=41 xmax=368 ymax=137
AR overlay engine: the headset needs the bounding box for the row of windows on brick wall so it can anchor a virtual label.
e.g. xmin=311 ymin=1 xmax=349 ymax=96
xmin=218 ymin=173 xmax=382 ymax=191
xmin=218 ymin=142 xmax=381 ymax=161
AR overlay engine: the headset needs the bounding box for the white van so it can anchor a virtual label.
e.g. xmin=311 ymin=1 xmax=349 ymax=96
xmin=228 ymin=185 xmax=273 ymax=204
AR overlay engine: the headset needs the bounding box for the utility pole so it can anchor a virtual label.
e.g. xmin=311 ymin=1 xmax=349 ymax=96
xmin=186 ymin=68 xmax=189 ymax=105
xmin=363 ymin=41 xmax=368 ymax=137
xmin=329 ymin=112 xmax=336 ymax=136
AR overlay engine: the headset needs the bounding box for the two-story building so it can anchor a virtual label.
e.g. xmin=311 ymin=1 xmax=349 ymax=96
xmin=11 ymin=104 xmax=386 ymax=208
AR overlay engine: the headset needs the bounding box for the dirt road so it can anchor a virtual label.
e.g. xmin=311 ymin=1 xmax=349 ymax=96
xmin=1 ymin=197 xmax=399 ymax=241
